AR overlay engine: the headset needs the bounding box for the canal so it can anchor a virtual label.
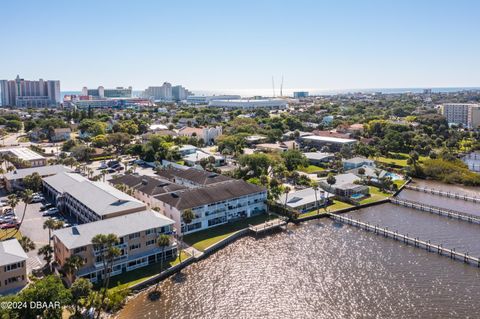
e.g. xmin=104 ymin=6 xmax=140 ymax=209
xmin=117 ymin=181 xmax=480 ymax=319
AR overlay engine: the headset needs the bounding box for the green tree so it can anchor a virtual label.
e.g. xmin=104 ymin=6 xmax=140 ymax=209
xmin=23 ymin=172 xmax=43 ymax=192
xmin=62 ymin=254 xmax=85 ymax=282
xmin=281 ymin=150 xmax=308 ymax=171
xmin=38 ymin=245 xmax=54 ymax=270
xmin=18 ymin=236 xmax=36 ymax=252
xmin=91 ymin=233 xmax=121 ymax=319
xmin=43 ymin=218 xmax=64 ymax=246
xmin=70 ymin=278 xmax=93 ymax=317
xmin=154 ymin=234 xmax=172 ymax=291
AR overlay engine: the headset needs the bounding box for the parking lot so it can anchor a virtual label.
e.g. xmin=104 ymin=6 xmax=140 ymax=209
xmin=0 ymin=192 xmax=78 ymax=273
xmin=86 ymin=157 xmax=158 ymax=182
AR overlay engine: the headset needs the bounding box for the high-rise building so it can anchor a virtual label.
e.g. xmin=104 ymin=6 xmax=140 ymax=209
xmin=172 ymin=85 xmax=192 ymax=101
xmin=441 ymin=103 xmax=480 ymax=129
xmin=81 ymin=86 xmax=132 ymax=98
xmin=0 ymin=75 xmax=61 ymax=107
xmin=142 ymin=82 xmax=174 ymax=101
xmin=293 ymin=91 xmax=309 ymax=98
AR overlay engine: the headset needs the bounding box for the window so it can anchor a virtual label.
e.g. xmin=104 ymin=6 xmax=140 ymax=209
xmin=146 ymin=239 xmax=155 ymax=246
xmin=129 ymin=232 xmax=140 ymax=240
xmin=129 ymin=243 xmax=141 ymax=250
xmin=4 ymin=262 xmax=24 ymax=272
xmin=73 ymin=246 xmax=86 ymax=254
xmin=145 ymin=228 xmax=155 ymax=235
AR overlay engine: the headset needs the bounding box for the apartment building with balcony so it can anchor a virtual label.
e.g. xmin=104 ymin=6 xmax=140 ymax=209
xmin=52 ymin=210 xmax=176 ymax=284
xmin=155 ymin=180 xmax=267 ymax=234
xmin=43 ymin=172 xmax=146 ymax=223
xmin=441 ymin=103 xmax=480 ymax=129
xmin=0 ymin=239 xmax=28 ymax=295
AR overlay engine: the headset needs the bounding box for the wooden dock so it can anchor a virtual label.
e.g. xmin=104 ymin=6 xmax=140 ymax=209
xmin=329 ymin=213 xmax=480 ymax=266
xmin=249 ymin=218 xmax=286 ymax=235
xmin=405 ymin=185 xmax=480 ymax=204
xmin=390 ymin=198 xmax=480 ymax=224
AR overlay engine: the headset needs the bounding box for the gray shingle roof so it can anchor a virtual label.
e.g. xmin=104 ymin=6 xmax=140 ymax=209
xmin=109 ymin=174 xmax=187 ymax=196
xmin=156 ymin=167 xmax=232 ymax=186
xmin=155 ymin=180 xmax=266 ymax=210
xmin=53 ymin=210 xmax=174 ymax=249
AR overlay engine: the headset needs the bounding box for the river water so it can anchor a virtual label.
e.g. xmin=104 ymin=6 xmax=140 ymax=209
xmin=117 ymin=181 xmax=480 ymax=319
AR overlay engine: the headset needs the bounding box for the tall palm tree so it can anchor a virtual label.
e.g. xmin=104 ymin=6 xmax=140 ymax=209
xmin=18 ymin=236 xmax=36 ymax=252
xmin=311 ymin=182 xmax=320 ymax=216
xmin=62 ymin=254 xmax=85 ymax=282
xmin=91 ymin=233 xmax=121 ymax=319
xmin=38 ymin=244 xmax=54 ymax=271
xmin=154 ymin=234 xmax=171 ymax=291
xmin=43 ymin=218 xmax=64 ymax=246
xmin=283 ymin=186 xmax=291 ymax=215
xmin=8 ymin=190 xmax=33 ymax=239
xmin=179 ymin=209 xmax=195 ymax=262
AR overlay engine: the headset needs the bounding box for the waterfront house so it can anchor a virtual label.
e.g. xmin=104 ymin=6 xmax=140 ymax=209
xmin=303 ymin=152 xmax=335 ymax=165
xmin=277 ymin=187 xmax=334 ymax=213
xmin=319 ymin=173 xmax=369 ymax=198
xmin=52 ymin=210 xmax=176 ymax=284
xmin=0 ymin=239 xmax=27 ymax=295
xmin=342 ymin=157 xmax=375 ymax=170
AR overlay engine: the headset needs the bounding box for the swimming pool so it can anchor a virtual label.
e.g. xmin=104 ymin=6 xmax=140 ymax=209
xmin=385 ymin=172 xmax=402 ymax=181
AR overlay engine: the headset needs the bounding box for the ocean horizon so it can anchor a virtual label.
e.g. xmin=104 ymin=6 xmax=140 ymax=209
xmin=61 ymin=86 xmax=480 ymax=99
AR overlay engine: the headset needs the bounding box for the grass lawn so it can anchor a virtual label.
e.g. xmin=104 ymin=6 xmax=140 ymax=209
xmin=394 ymin=179 xmax=407 ymax=188
xmin=299 ymin=209 xmax=328 ymax=219
xmin=359 ymin=186 xmax=390 ymax=205
xmin=297 ymin=165 xmax=325 ymax=174
xmin=0 ymin=229 xmax=22 ymax=240
xmin=372 ymin=152 xmax=427 ymax=167
xmin=326 ymin=200 xmax=354 ymax=212
xmin=107 ymin=250 xmax=191 ymax=293
xmin=183 ymin=214 xmax=271 ymax=251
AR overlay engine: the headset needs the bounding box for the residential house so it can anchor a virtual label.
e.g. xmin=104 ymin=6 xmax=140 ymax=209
xmin=342 ymin=157 xmax=375 ymax=170
xmin=304 ymin=152 xmax=335 ymax=165
xmin=50 ymin=128 xmax=71 ymax=142
xmin=319 ymin=173 xmax=369 ymax=198
xmin=277 ymin=187 xmax=334 ymax=213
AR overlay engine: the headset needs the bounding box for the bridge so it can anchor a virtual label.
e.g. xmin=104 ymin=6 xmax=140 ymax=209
xmin=405 ymin=185 xmax=480 ymax=204
xmin=390 ymin=198 xmax=480 ymax=224
xmin=329 ymin=213 xmax=480 ymax=266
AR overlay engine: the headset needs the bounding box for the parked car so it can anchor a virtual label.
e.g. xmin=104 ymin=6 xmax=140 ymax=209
xmin=31 ymin=195 xmax=44 ymax=203
xmin=115 ymin=166 xmax=124 ymax=171
xmin=0 ymin=221 xmax=19 ymax=229
xmin=107 ymin=160 xmax=120 ymax=167
xmin=42 ymin=208 xmax=59 ymax=216
xmin=107 ymin=168 xmax=116 ymax=173
xmin=0 ymin=216 xmax=16 ymax=223
xmin=40 ymin=203 xmax=54 ymax=211
xmin=99 ymin=161 xmax=108 ymax=169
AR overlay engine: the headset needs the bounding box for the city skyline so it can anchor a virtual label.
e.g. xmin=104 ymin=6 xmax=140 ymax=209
xmin=1 ymin=0 xmax=480 ymax=91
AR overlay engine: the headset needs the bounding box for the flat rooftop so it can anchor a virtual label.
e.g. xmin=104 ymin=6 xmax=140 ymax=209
xmin=0 ymin=147 xmax=45 ymax=161
xmin=301 ymin=135 xmax=357 ymax=144
xmin=4 ymin=164 xmax=71 ymax=180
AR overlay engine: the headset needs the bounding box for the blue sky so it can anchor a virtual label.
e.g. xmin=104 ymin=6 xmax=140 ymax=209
xmin=1 ymin=0 xmax=479 ymax=92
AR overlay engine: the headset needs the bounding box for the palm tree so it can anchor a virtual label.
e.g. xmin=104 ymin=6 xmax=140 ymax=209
xmin=91 ymin=233 xmax=121 ymax=319
xmin=8 ymin=190 xmax=33 ymax=239
xmin=38 ymin=244 xmax=54 ymax=270
xmin=44 ymin=218 xmax=64 ymax=246
xmin=283 ymin=186 xmax=291 ymax=216
xmin=18 ymin=236 xmax=36 ymax=252
xmin=100 ymin=169 xmax=107 ymax=182
xmin=62 ymin=254 xmax=85 ymax=282
xmin=179 ymin=209 xmax=195 ymax=262
xmin=154 ymin=234 xmax=172 ymax=291
xmin=311 ymin=182 xmax=320 ymax=216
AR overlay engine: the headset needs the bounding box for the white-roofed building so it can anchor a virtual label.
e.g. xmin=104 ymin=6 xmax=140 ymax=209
xmin=304 ymin=152 xmax=335 ymax=165
xmin=0 ymin=239 xmax=28 ymax=294
xmin=43 ymin=172 xmax=147 ymax=223
xmin=300 ymin=135 xmax=357 ymax=151
xmin=52 ymin=210 xmax=176 ymax=284
xmin=277 ymin=187 xmax=334 ymax=213
xmin=0 ymin=147 xmax=46 ymax=168
xmin=3 ymin=165 xmax=71 ymax=191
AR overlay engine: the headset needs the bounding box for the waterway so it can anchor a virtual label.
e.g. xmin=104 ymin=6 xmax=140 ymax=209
xmin=117 ymin=181 xmax=480 ymax=319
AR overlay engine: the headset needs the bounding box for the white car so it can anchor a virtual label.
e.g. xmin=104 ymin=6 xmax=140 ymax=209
xmin=42 ymin=208 xmax=59 ymax=216
xmin=31 ymin=195 xmax=44 ymax=203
